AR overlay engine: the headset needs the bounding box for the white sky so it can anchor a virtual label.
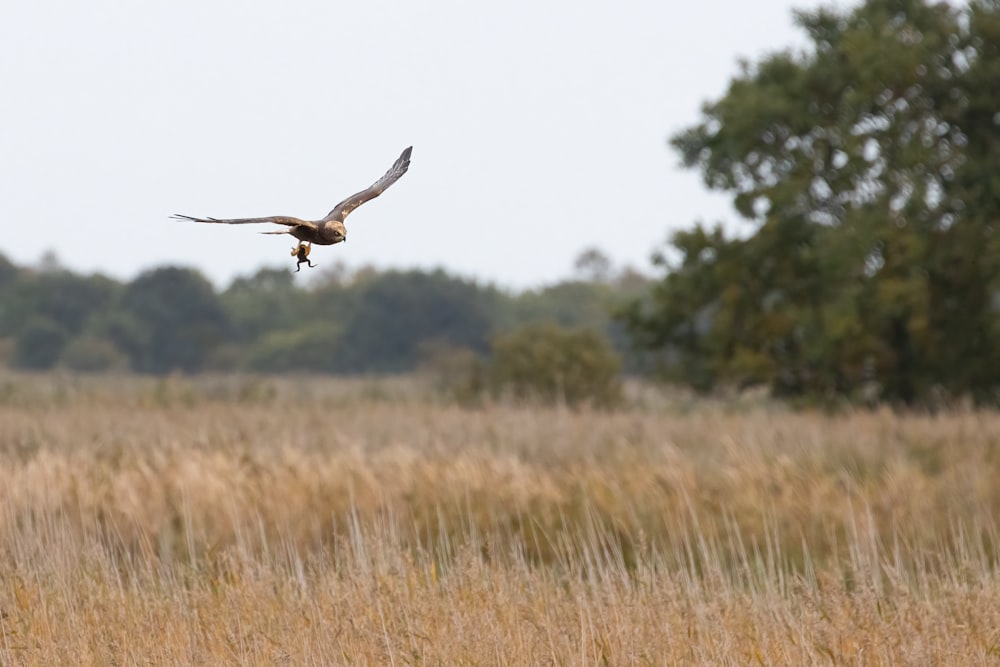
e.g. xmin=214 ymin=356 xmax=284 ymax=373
xmin=1 ymin=0 xmax=833 ymax=290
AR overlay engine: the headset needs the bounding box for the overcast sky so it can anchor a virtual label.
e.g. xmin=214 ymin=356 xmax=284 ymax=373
xmin=1 ymin=0 xmax=838 ymax=290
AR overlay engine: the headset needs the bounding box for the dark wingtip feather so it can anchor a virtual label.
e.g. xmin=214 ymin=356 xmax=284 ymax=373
xmin=170 ymin=213 xmax=217 ymax=223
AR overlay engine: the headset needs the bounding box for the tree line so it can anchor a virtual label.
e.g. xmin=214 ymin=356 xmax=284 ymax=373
xmin=0 ymin=251 xmax=647 ymax=379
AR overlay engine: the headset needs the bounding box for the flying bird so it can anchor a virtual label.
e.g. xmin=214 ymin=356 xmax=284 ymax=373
xmin=172 ymin=146 xmax=412 ymax=269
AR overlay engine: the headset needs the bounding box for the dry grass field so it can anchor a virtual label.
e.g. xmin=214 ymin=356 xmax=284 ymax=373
xmin=0 ymin=373 xmax=999 ymax=665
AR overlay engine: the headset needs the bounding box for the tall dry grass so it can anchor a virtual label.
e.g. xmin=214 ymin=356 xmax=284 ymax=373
xmin=0 ymin=374 xmax=999 ymax=664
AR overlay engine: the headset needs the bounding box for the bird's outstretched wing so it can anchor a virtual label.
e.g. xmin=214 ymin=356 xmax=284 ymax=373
xmin=170 ymin=214 xmax=316 ymax=228
xmin=322 ymin=146 xmax=412 ymax=223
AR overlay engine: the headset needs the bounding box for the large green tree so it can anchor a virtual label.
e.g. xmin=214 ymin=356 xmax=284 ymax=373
xmin=2 ymin=269 xmax=120 ymax=370
xmin=110 ymin=267 xmax=231 ymax=374
xmin=0 ymin=270 xmax=118 ymax=340
xmin=331 ymin=269 xmax=498 ymax=373
xmin=623 ymin=0 xmax=1000 ymax=404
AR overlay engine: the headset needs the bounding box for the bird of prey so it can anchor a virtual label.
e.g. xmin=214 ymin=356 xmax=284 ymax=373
xmin=172 ymin=146 xmax=412 ymax=269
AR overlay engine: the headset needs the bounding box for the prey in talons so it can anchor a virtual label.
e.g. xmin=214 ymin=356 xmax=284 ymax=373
xmin=292 ymin=242 xmax=316 ymax=272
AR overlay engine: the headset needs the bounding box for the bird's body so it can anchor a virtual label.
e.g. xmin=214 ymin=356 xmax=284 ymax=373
xmin=172 ymin=146 xmax=412 ymax=263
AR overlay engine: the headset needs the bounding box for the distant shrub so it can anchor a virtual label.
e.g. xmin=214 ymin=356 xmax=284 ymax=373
xmin=485 ymin=323 xmax=623 ymax=408
xmin=59 ymin=336 xmax=129 ymax=372
xmin=419 ymin=342 xmax=488 ymax=404
xmin=0 ymin=337 xmax=13 ymax=367
xmin=11 ymin=317 xmax=70 ymax=370
xmin=243 ymin=323 xmax=342 ymax=373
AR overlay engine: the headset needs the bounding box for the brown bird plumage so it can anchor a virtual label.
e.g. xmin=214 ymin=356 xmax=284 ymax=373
xmin=171 ymin=146 xmax=412 ymax=255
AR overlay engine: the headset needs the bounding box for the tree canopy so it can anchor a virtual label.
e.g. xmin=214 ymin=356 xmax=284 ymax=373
xmin=621 ymin=0 xmax=1000 ymax=405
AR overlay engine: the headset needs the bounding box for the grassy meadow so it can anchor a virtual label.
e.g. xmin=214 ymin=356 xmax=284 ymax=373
xmin=0 ymin=373 xmax=999 ymax=664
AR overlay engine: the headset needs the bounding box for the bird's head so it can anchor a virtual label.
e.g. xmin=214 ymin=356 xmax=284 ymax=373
xmin=329 ymin=221 xmax=347 ymax=244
